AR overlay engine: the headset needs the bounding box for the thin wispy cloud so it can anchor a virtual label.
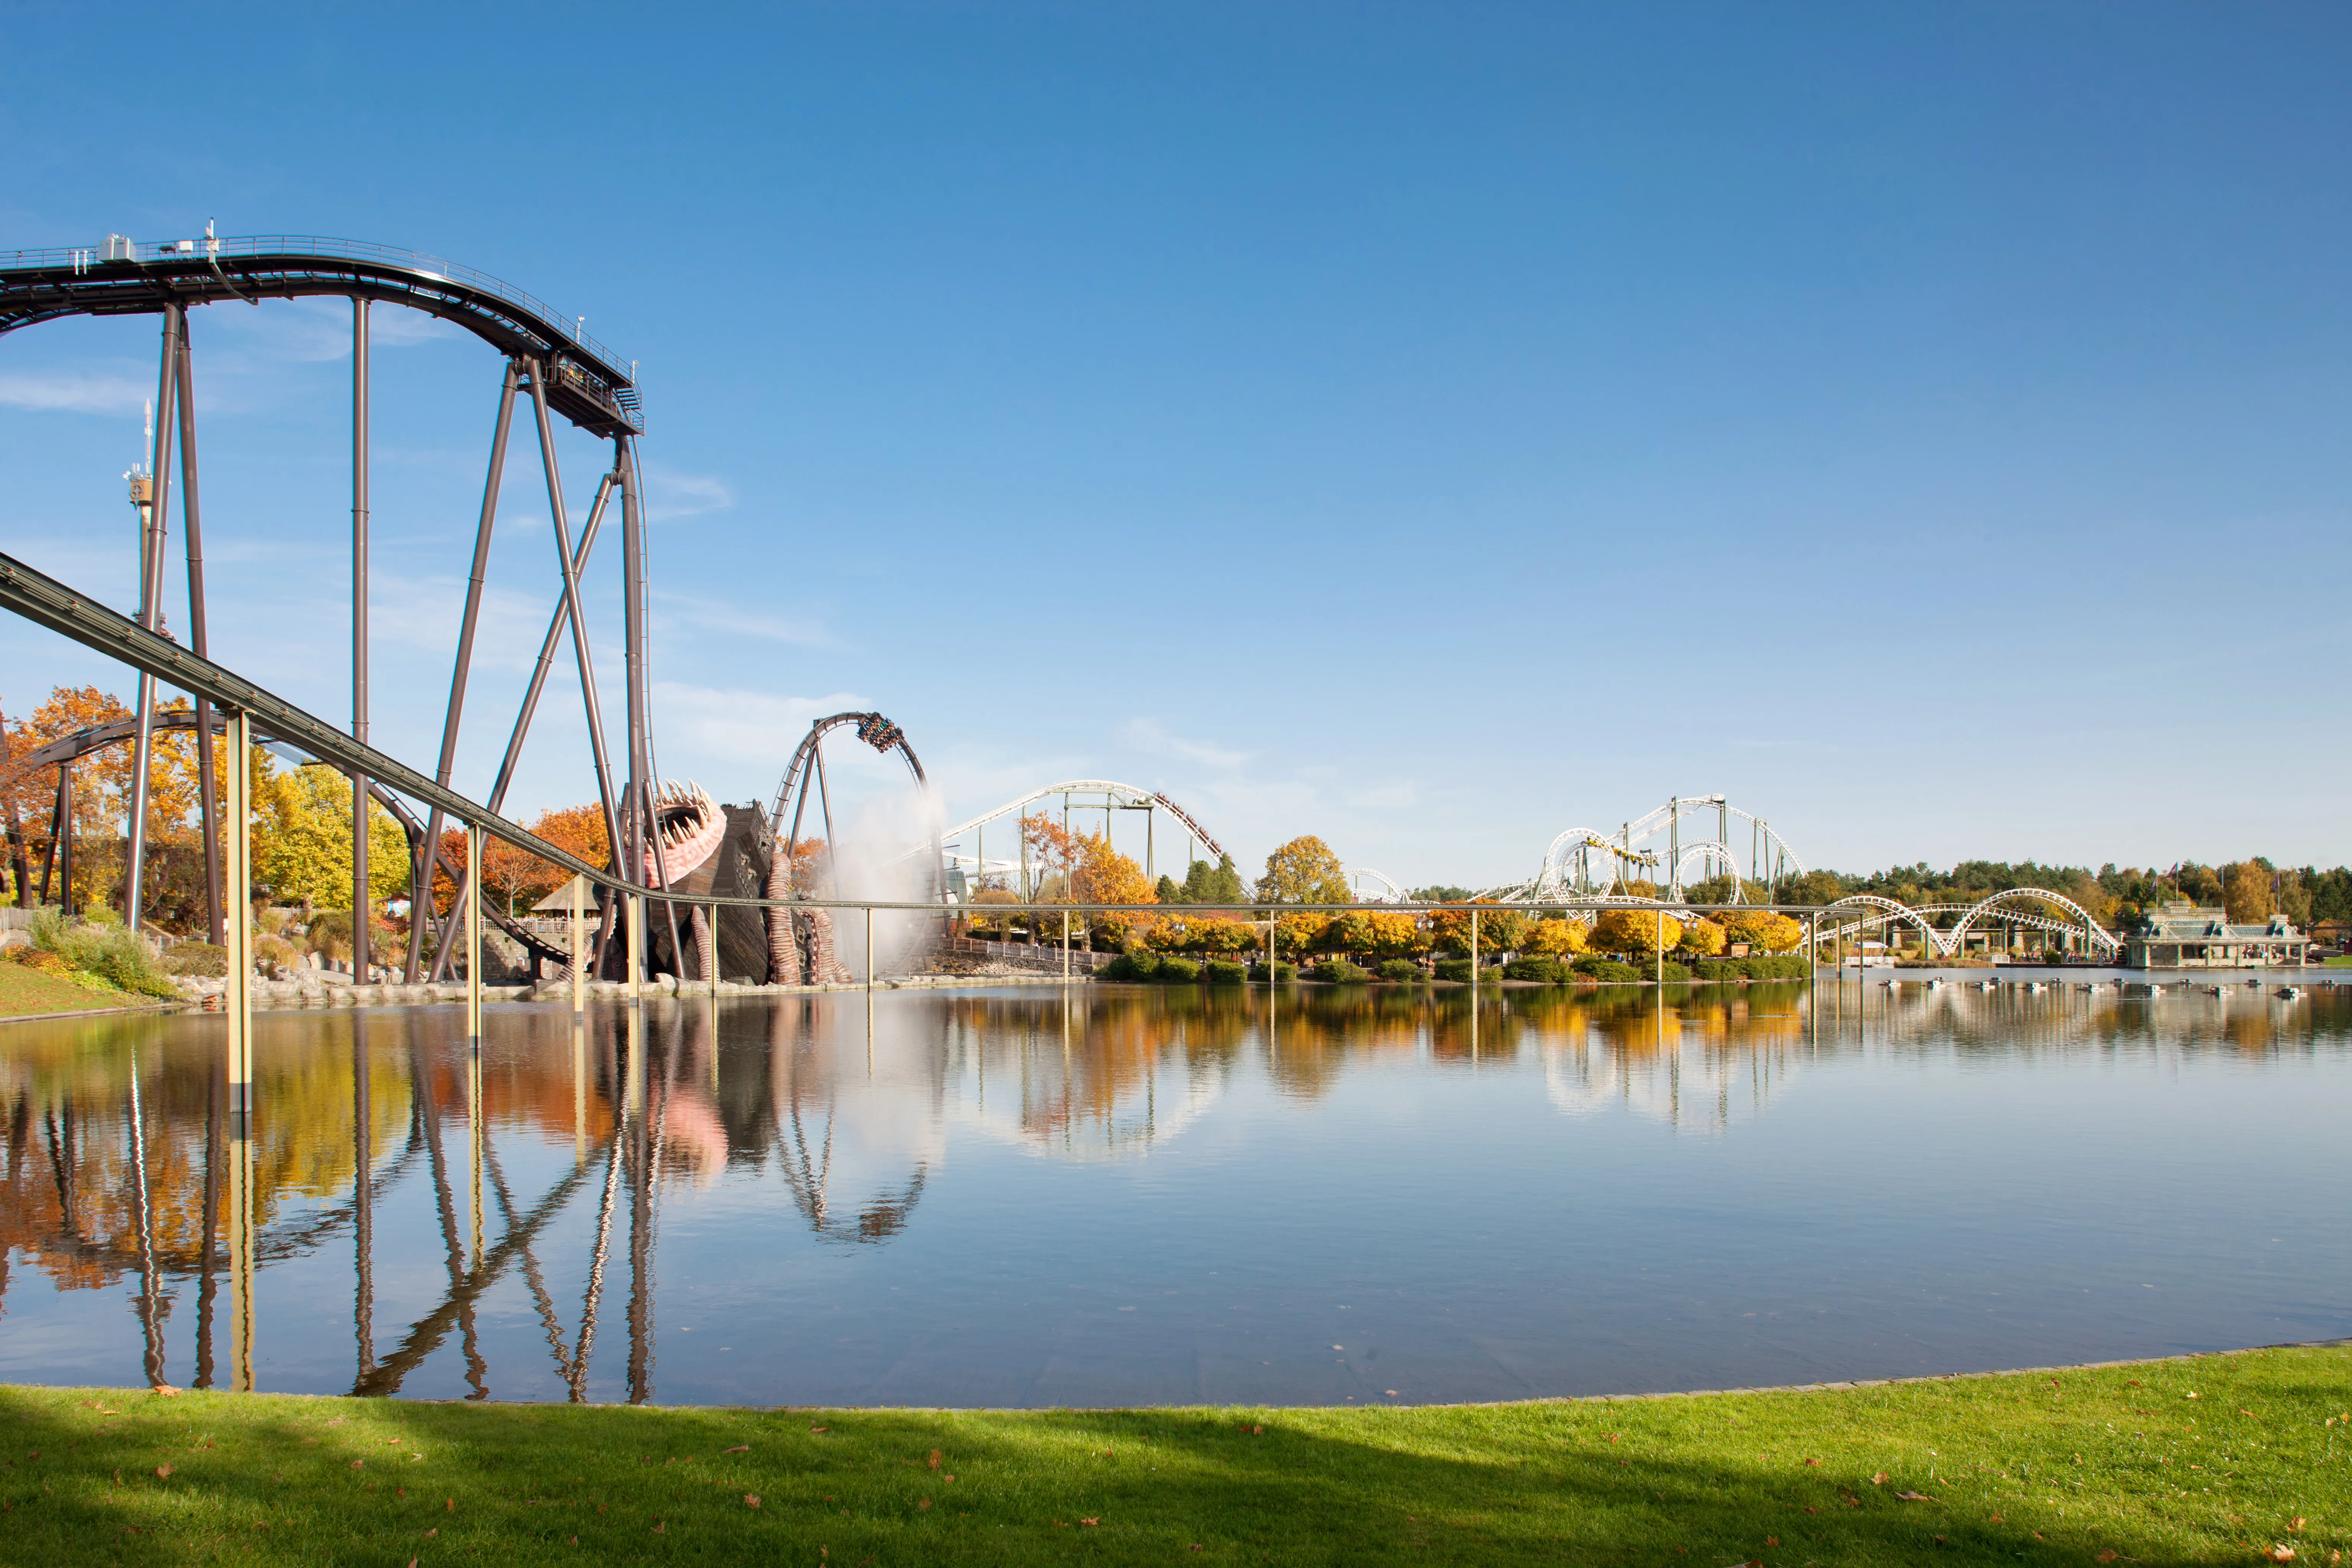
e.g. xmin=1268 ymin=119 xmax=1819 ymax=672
xmin=0 ymin=371 xmax=151 ymax=415
xmin=649 ymin=588 xmax=831 ymax=648
xmin=1121 ymin=716 xmax=1249 ymax=769
xmin=640 ymin=461 xmax=735 ymax=522
xmin=649 ymin=681 xmax=866 ymax=774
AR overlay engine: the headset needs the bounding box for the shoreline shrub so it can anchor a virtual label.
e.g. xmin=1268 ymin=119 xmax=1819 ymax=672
xmin=1502 ymin=956 xmax=1565 ymax=983
xmin=1573 ymin=956 xmax=1642 ymax=983
xmin=1203 ymin=959 xmax=1248 ymax=985
xmin=1312 ymin=957 xmax=1369 ymax=983
xmin=1155 ymin=956 xmax=1202 ymax=983
xmin=1375 ymin=958 xmax=1422 ymax=983
xmin=1431 ymin=958 xmax=1475 ymax=982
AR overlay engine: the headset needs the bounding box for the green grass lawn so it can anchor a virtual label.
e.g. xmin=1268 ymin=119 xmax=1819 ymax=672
xmin=0 ymin=959 xmax=140 ymax=1017
xmin=0 ymin=1346 xmax=2344 ymax=1565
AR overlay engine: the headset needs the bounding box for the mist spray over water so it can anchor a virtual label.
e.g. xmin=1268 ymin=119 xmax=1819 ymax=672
xmin=823 ymin=782 xmax=945 ymax=978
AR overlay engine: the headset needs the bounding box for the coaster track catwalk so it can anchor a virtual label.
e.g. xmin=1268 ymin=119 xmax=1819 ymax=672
xmin=0 ymin=230 xmax=683 ymax=980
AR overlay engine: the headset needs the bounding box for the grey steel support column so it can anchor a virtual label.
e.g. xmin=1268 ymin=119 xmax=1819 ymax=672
xmin=408 ymin=362 xmax=521 ymax=983
xmin=176 ymin=328 xmax=224 ymax=946
xmin=125 ymin=304 xmax=183 ymax=931
xmin=429 ymin=466 xmax=616 ymax=983
xmin=620 ymin=438 xmax=651 ymax=900
xmin=353 ymin=299 xmax=371 ymax=982
xmin=524 ymin=363 xmax=625 ymax=879
xmin=55 ymin=762 xmax=75 ymax=912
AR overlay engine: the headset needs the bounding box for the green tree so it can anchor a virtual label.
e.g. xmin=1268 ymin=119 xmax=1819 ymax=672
xmin=1256 ymin=836 xmax=1348 ymax=905
xmin=1410 ymin=885 xmax=1472 ymax=903
xmin=1178 ymin=854 xmax=1245 ymax=905
xmin=1153 ymin=873 xmax=1183 ymax=905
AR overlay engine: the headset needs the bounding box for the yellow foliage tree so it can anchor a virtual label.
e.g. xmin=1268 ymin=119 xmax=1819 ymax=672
xmin=253 ymin=765 xmax=409 ymax=911
xmin=1524 ymin=917 xmax=1589 ymax=957
xmin=1720 ymin=909 xmax=1803 ymax=952
xmin=1681 ymin=917 xmax=1728 ymax=957
xmin=2222 ymin=861 xmax=2275 ymax=926
xmin=1427 ymin=902 xmax=1531 ymax=956
xmin=1592 ymin=908 xmax=1681 ymax=957
xmin=1254 ymin=835 xmax=1349 ymax=905
xmin=1330 ymin=909 xmax=1428 ymax=958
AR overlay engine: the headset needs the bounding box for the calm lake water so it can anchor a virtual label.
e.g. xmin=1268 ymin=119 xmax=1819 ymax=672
xmin=2 ymin=979 xmax=2346 ymax=1408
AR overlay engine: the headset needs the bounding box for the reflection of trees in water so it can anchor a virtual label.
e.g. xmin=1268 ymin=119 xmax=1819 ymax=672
xmin=0 ymin=1015 xmax=416 ymax=1294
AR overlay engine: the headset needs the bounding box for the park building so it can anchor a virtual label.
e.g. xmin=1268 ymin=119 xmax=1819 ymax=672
xmin=2120 ymin=902 xmax=2311 ymax=969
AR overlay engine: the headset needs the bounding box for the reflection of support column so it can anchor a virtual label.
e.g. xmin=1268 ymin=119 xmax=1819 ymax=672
xmin=572 ymin=1018 xmax=588 ymax=1166
xmin=354 ymin=1015 xmax=375 ymax=1382
xmin=469 ymin=1029 xmax=484 ymax=1269
xmin=626 ymin=998 xmax=645 ymax=1120
xmin=225 ymin=1089 xmax=254 ymax=1394
xmin=572 ymin=1122 xmax=623 ymax=1402
xmin=194 ymin=1055 xmax=222 ymax=1389
xmin=128 ymin=1051 xmax=166 ymax=1387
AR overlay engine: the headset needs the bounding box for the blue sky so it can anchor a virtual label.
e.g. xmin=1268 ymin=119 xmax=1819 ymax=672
xmin=1 ymin=2 xmax=2347 ymax=887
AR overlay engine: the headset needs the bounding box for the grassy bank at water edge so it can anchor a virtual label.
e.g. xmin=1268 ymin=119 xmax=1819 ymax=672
xmin=0 ymin=1345 xmax=2344 ymax=1565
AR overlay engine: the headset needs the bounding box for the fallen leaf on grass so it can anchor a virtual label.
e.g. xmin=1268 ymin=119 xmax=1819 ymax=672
xmin=745 ymin=1495 xmax=760 ymax=1509
xmin=2266 ymin=1549 xmax=2295 ymax=1563
xmin=918 ymin=1498 xmax=931 ymax=1511
xmin=1766 ymin=1537 xmax=1779 ymax=1546
xmin=1991 ymin=1512 xmax=2003 ymax=1523
xmin=446 ymin=1498 xmax=455 ymax=1511
xmin=425 ymin=1528 xmax=438 ymax=1539
xmin=944 ymin=1474 xmax=955 ymax=1483
xmin=2242 ymin=1409 xmax=2256 ymax=1418
xmin=653 ymin=1521 xmax=666 ymax=1534
xmin=1251 ymin=1425 xmax=1263 ymax=1436
xmin=1872 ymin=1472 xmax=1888 ymax=1485
xmin=723 ymin=1445 xmax=750 ymax=1454
xmin=155 ymin=1464 xmax=172 ymax=1479
xmin=1081 ymin=1517 xmax=1099 ymax=1526
xmin=351 ymin=1460 xmax=365 ymax=1470
xmin=152 ymin=1386 xmax=180 ymax=1398
xmin=1803 ymin=1458 xmax=1821 ymax=1467
xmin=929 ymin=1450 xmax=941 ymax=1470
xmin=810 ymin=1426 xmax=828 ymax=1434
xmin=2292 ymin=1518 xmax=2306 ymax=1532
xmin=2095 ymin=1552 xmax=2116 ymax=1564
xmin=1895 ymin=1491 xmax=1934 ymax=1502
